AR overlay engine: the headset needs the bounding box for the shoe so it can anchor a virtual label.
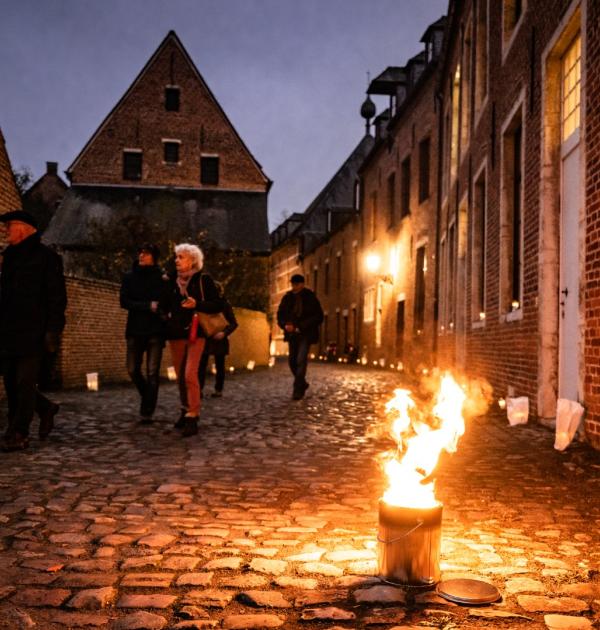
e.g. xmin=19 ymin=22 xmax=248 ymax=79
xmin=292 ymin=390 xmax=304 ymax=400
xmin=174 ymin=409 xmax=187 ymax=429
xmin=139 ymin=415 xmax=153 ymax=425
xmin=211 ymin=391 xmax=222 ymax=398
xmin=182 ymin=417 xmax=199 ymax=437
xmin=1 ymin=432 xmax=29 ymax=452
xmin=39 ymin=403 xmax=59 ymax=439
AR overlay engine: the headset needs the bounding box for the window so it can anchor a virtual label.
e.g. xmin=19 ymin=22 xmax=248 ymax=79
xmin=451 ymin=66 xmax=461 ymax=181
xmin=400 ymin=156 xmax=411 ymax=217
xmin=353 ymin=179 xmax=361 ymax=210
xmin=562 ymin=35 xmax=581 ymax=142
xmin=200 ymin=156 xmax=219 ymax=185
xmin=370 ymin=192 xmax=378 ymax=241
xmin=387 ymin=173 xmax=396 ymax=227
xmin=447 ymin=223 xmax=456 ymax=330
xmin=414 ymin=246 xmax=426 ymax=334
xmin=418 ymin=137 xmax=431 ymax=202
xmin=163 ymin=141 xmax=180 ymax=163
xmin=123 ymin=151 xmax=142 ymax=181
xmin=336 ymin=254 xmax=342 ymax=290
xmin=396 ymin=300 xmax=405 ymax=359
xmin=313 ymin=268 xmax=318 ymax=293
xmin=501 ymin=104 xmax=524 ymax=313
xmin=324 ymin=261 xmax=330 ymax=295
xmin=461 ymin=22 xmax=473 ymax=153
xmin=472 ymin=169 xmax=487 ymax=321
xmin=336 ymin=311 xmax=341 ymax=348
xmin=474 ymin=0 xmax=488 ymax=117
xmin=503 ymin=0 xmax=525 ymax=46
xmin=363 ymin=287 xmax=376 ymax=322
xmin=165 ymin=87 xmax=180 ymax=112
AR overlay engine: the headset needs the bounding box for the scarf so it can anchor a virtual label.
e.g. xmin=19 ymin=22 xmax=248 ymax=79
xmin=176 ymin=270 xmax=195 ymax=296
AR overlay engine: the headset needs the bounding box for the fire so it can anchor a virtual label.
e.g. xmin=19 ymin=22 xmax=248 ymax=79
xmin=381 ymin=374 xmax=466 ymax=509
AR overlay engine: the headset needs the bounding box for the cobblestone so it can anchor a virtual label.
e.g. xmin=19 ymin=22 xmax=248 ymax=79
xmin=1 ymin=363 xmax=600 ymax=628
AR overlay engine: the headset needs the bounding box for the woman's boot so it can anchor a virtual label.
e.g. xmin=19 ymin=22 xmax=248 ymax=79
xmin=174 ymin=408 xmax=187 ymax=429
xmin=182 ymin=416 xmax=198 ymax=437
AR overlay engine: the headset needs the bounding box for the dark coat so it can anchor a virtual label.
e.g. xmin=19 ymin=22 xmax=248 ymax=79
xmin=277 ymin=287 xmax=323 ymax=344
xmin=163 ymin=272 xmax=223 ymax=340
xmin=0 ymin=233 xmax=67 ymax=357
xmin=203 ymin=299 xmax=238 ymax=356
xmin=120 ymin=263 xmax=168 ymax=338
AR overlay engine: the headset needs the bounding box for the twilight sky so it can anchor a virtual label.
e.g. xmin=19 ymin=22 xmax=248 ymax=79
xmin=1 ymin=0 xmax=447 ymax=231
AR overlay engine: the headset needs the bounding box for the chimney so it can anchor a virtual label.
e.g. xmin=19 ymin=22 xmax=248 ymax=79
xmin=46 ymin=162 xmax=58 ymax=176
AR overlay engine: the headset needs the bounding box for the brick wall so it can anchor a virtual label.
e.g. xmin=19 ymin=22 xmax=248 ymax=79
xmin=58 ymin=276 xmax=129 ymax=388
xmin=584 ymin=0 xmax=600 ymax=448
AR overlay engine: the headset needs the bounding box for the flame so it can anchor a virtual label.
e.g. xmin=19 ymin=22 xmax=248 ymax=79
xmin=381 ymin=374 xmax=466 ymax=509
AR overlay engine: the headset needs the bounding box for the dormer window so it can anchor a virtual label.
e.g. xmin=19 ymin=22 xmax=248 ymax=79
xmin=165 ymin=87 xmax=180 ymax=112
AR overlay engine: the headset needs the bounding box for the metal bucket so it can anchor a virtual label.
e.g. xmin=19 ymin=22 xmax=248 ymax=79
xmin=377 ymin=500 xmax=442 ymax=586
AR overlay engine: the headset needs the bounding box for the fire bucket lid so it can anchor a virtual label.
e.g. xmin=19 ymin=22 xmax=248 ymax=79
xmin=436 ymin=578 xmax=501 ymax=605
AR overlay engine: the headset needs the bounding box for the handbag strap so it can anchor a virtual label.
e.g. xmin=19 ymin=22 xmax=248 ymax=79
xmin=198 ymin=274 xmax=205 ymax=302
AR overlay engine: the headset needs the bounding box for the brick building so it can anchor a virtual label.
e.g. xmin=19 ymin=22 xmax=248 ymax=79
xmin=0 ymin=128 xmax=21 ymax=215
xmin=269 ymin=135 xmax=374 ymax=356
xmin=45 ymin=30 xmax=271 ymax=278
xmin=22 ymin=161 xmax=68 ymax=232
xmin=358 ymin=19 xmax=444 ymax=370
xmin=269 ymin=1 xmax=600 ymax=449
xmin=434 ymin=0 xmax=595 ymax=443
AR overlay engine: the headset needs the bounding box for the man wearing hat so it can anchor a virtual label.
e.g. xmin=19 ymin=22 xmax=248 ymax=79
xmin=120 ymin=243 xmax=168 ymax=423
xmin=0 ymin=210 xmax=67 ymax=451
xmin=277 ymin=273 xmax=323 ymax=400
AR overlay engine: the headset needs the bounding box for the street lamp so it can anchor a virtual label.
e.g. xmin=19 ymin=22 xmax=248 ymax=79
xmin=365 ymin=252 xmax=393 ymax=284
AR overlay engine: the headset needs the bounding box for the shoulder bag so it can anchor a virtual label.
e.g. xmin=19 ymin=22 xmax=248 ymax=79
xmin=196 ymin=275 xmax=229 ymax=338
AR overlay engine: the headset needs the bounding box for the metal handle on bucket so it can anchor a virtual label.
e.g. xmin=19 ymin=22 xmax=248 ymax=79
xmin=377 ymin=519 xmax=423 ymax=544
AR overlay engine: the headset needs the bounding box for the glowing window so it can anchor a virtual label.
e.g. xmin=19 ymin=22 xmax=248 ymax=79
xmin=562 ymin=35 xmax=581 ymax=142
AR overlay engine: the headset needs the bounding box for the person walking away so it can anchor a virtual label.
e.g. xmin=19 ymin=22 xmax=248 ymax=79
xmin=120 ymin=243 xmax=167 ymax=424
xmin=164 ymin=244 xmax=222 ymax=436
xmin=0 ymin=210 xmax=66 ymax=451
xmin=198 ymin=283 xmax=238 ymax=398
xmin=277 ymin=273 xmax=323 ymax=400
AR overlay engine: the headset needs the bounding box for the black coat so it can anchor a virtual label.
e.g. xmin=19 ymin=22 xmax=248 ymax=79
xmin=277 ymin=287 xmax=323 ymax=344
xmin=163 ymin=272 xmax=223 ymax=340
xmin=120 ymin=263 xmax=168 ymax=338
xmin=203 ymin=299 xmax=238 ymax=356
xmin=0 ymin=233 xmax=67 ymax=357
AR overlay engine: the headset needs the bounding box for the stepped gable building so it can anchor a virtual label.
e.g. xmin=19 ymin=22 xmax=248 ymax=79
xmin=0 ymin=128 xmax=21 ymax=215
xmin=46 ymin=30 xmax=271 ymax=271
xmin=269 ymin=134 xmax=374 ymax=355
xmin=23 ymin=161 xmax=68 ymax=233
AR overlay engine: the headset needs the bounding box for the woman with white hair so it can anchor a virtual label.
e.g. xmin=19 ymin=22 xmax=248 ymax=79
xmin=164 ymin=243 xmax=222 ymax=437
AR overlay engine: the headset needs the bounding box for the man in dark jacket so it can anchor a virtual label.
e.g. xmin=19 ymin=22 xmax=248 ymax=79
xmin=0 ymin=210 xmax=66 ymax=451
xmin=120 ymin=243 xmax=167 ymax=423
xmin=277 ymin=273 xmax=323 ymax=399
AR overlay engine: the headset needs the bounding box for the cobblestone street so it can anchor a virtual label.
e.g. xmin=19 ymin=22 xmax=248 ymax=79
xmin=1 ymin=362 xmax=600 ymax=629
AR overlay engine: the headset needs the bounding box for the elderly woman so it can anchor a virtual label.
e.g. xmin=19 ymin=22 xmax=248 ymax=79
xmin=164 ymin=244 xmax=222 ymax=437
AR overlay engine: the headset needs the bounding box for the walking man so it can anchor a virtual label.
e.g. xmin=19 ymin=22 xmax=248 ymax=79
xmin=120 ymin=243 xmax=167 ymax=423
xmin=0 ymin=210 xmax=66 ymax=451
xmin=277 ymin=273 xmax=323 ymax=400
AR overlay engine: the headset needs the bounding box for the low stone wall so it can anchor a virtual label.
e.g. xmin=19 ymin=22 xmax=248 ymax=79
xmin=58 ymin=276 xmax=269 ymax=390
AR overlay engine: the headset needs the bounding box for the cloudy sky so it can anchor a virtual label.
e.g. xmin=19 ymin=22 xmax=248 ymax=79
xmin=1 ymin=0 xmax=447 ymax=230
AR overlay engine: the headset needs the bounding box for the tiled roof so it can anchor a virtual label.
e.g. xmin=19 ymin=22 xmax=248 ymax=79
xmin=0 ymin=129 xmax=21 ymax=214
